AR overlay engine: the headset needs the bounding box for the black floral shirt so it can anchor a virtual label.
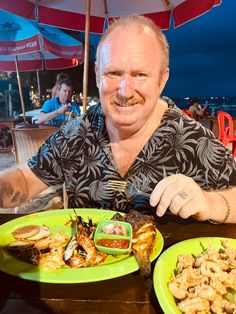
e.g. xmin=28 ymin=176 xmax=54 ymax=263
xmin=28 ymin=102 xmax=236 ymax=213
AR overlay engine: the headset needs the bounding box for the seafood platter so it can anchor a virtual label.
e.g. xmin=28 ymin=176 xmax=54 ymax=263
xmin=153 ymin=237 xmax=236 ymax=314
xmin=0 ymin=208 xmax=164 ymax=283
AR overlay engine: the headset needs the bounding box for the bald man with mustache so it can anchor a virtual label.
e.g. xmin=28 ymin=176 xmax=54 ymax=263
xmin=1 ymin=15 xmax=236 ymax=224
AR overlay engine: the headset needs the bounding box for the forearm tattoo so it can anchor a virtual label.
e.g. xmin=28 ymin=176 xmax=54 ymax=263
xmin=0 ymin=177 xmax=27 ymax=207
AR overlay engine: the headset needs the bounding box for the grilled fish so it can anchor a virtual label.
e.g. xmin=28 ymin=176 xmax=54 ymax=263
xmin=113 ymin=210 xmax=157 ymax=277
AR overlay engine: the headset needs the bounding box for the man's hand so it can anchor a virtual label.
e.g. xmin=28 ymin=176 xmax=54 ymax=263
xmin=57 ymin=104 xmax=71 ymax=114
xmin=149 ymin=174 xmax=213 ymax=221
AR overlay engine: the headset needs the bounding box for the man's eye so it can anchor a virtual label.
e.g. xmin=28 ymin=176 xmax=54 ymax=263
xmin=135 ymin=73 xmax=147 ymax=78
xmin=106 ymin=71 xmax=122 ymax=77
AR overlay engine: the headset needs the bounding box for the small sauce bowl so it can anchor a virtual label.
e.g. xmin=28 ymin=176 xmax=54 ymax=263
xmin=94 ymin=220 xmax=133 ymax=255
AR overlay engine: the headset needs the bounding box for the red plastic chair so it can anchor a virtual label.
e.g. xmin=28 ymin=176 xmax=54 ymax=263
xmin=181 ymin=109 xmax=194 ymax=118
xmin=217 ymin=111 xmax=236 ymax=156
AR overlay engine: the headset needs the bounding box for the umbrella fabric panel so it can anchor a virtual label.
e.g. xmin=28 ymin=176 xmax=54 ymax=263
xmin=0 ymin=9 xmax=84 ymax=60
xmin=42 ymin=35 xmax=83 ymax=60
xmin=0 ymin=58 xmax=43 ymax=71
xmin=37 ymin=0 xmax=174 ymax=32
xmin=36 ymin=0 xmax=222 ymax=31
xmin=0 ymin=36 xmax=39 ymax=55
xmin=36 ymin=23 xmax=84 ymax=59
xmin=0 ymin=0 xmax=35 ymax=20
xmin=173 ymin=0 xmax=222 ymax=27
xmin=0 ymin=0 xmax=222 ymax=32
xmin=44 ymin=58 xmax=79 ymax=70
xmin=0 ymin=9 xmax=39 ymax=40
xmin=0 ymin=10 xmax=40 ymax=55
xmin=0 ymin=53 xmax=79 ymax=71
xmin=38 ymin=5 xmax=171 ymax=32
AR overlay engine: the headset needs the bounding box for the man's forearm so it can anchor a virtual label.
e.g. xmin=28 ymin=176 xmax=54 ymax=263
xmin=38 ymin=110 xmax=60 ymax=123
xmin=0 ymin=168 xmax=29 ymax=208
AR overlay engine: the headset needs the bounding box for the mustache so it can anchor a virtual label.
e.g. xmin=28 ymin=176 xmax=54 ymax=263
xmin=111 ymin=96 xmax=144 ymax=106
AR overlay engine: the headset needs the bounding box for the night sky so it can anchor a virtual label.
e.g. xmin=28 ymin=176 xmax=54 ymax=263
xmin=87 ymin=0 xmax=235 ymax=98
xmin=163 ymin=0 xmax=236 ymax=97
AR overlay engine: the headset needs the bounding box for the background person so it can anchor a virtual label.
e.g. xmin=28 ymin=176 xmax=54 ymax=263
xmin=38 ymin=78 xmax=81 ymax=126
xmin=188 ymin=98 xmax=208 ymax=120
xmin=1 ymin=15 xmax=236 ymax=224
xmin=51 ymin=72 xmax=69 ymax=98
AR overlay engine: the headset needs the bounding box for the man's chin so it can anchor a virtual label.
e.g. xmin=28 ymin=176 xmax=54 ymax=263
xmin=111 ymin=117 xmax=140 ymax=129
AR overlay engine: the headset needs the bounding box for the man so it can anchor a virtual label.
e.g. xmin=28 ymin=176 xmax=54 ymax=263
xmin=38 ymin=78 xmax=81 ymax=126
xmin=188 ymin=98 xmax=208 ymax=120
xmin=1 ymin=15 xmax=236 ymax=224
xmin=51 ymin=72 xmax=69 ymax=98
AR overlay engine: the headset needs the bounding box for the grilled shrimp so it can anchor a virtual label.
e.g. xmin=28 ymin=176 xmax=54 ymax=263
xmin=65 ymin=212 xmax=107 ymax=267
xmin=39 ymin=232 xmax=68 ymax=269
xmin=178 ymin=297 xmax=210 ymax=313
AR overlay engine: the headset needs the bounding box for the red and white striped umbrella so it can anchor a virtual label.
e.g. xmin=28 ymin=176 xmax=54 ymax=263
xmin=0 ymin=0 xmax=222 ymax=32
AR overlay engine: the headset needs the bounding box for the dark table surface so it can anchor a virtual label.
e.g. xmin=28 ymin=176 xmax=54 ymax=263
xmin=0 ymin=116 xmax=32 ymax=128
xmin=0 ymin=213 xmax=235 ymax=314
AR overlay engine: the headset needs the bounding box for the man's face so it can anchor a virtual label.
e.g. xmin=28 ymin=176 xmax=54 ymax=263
xmin=58 ymin=84 xmax=72 ymax=104
xmin=95 ymin=25 xmax=169 ymax=133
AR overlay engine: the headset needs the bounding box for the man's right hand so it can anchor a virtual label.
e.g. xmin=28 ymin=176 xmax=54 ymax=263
xmin=58 ymin=104 xmax=71 ymax=114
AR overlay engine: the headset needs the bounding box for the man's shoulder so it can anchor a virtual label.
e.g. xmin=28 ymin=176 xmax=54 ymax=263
xmin=41 ymin=98 xmax=59 ymax=111
xmin=42 ymin=97 xmax=58 ymax=106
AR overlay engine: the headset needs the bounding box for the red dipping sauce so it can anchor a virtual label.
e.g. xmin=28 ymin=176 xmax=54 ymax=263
xmin=97 ymin=239 xmax=130 ymax=249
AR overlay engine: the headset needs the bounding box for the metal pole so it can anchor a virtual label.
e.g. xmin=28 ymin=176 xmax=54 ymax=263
xmin=82 ymin=0 xmax=91 ymax=114
xmin=8 ymin=83 xmax=13 ymax=116
xmin=36 ymin=69 xmax=41 ymax=103
xmin=15 ymin=55 xmax=27 ymax=122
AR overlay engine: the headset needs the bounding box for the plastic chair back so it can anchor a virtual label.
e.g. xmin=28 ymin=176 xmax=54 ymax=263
xmin=217 ymin=111 xmax=236 ymax=156
xmin=181 ymin=109 xmax=194 ymax=119
xmin=184 ymin=109 xmax=194 ymax=118
xmin=217 ymin=111 xmax=234 ymax=141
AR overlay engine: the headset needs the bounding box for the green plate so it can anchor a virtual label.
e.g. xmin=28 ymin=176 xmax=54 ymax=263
xmin=153 ymin=237 xmax=236 ymax=314
xmin=0 ymin=208 xmax=164 ymax=283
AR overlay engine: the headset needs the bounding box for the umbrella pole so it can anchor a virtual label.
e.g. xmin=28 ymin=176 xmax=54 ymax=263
xmin=82 ymin=0 xmax=91 ymax=114
xmin=36 ymin=70 xmax=41 ymax=104
xmin=15 ymin=55 xmax=27 ymax=122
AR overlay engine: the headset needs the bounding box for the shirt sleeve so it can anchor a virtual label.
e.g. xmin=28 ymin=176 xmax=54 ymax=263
xmin=28 ymin=130 xmax=65 ymax=186
xmin=27 ymin=116 xmax=84 ymax=187
xmin=178 ymin=115 xmax=236 ymax=189
xmin=40 ymin=99 xmax=53 ymax=114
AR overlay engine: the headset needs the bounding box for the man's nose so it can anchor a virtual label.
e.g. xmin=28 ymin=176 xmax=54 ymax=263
xmin=117 ymin=75 xmax=135 ymax=99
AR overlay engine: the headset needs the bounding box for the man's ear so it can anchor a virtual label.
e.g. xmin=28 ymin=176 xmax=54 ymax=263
xmin=159 ymin=67 xmax=170 ymax=94
xmin=95 ymin=63 xmax=100 ymax=89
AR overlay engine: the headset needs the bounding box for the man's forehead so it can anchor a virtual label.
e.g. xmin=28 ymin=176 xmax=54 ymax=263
xmin=101 ymin=24 xmax=156 ymax=53
xmin=60 ymin=84 xmax=71 ymax=90
xmin=99 ymin=26 xmax=160 ymax=66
